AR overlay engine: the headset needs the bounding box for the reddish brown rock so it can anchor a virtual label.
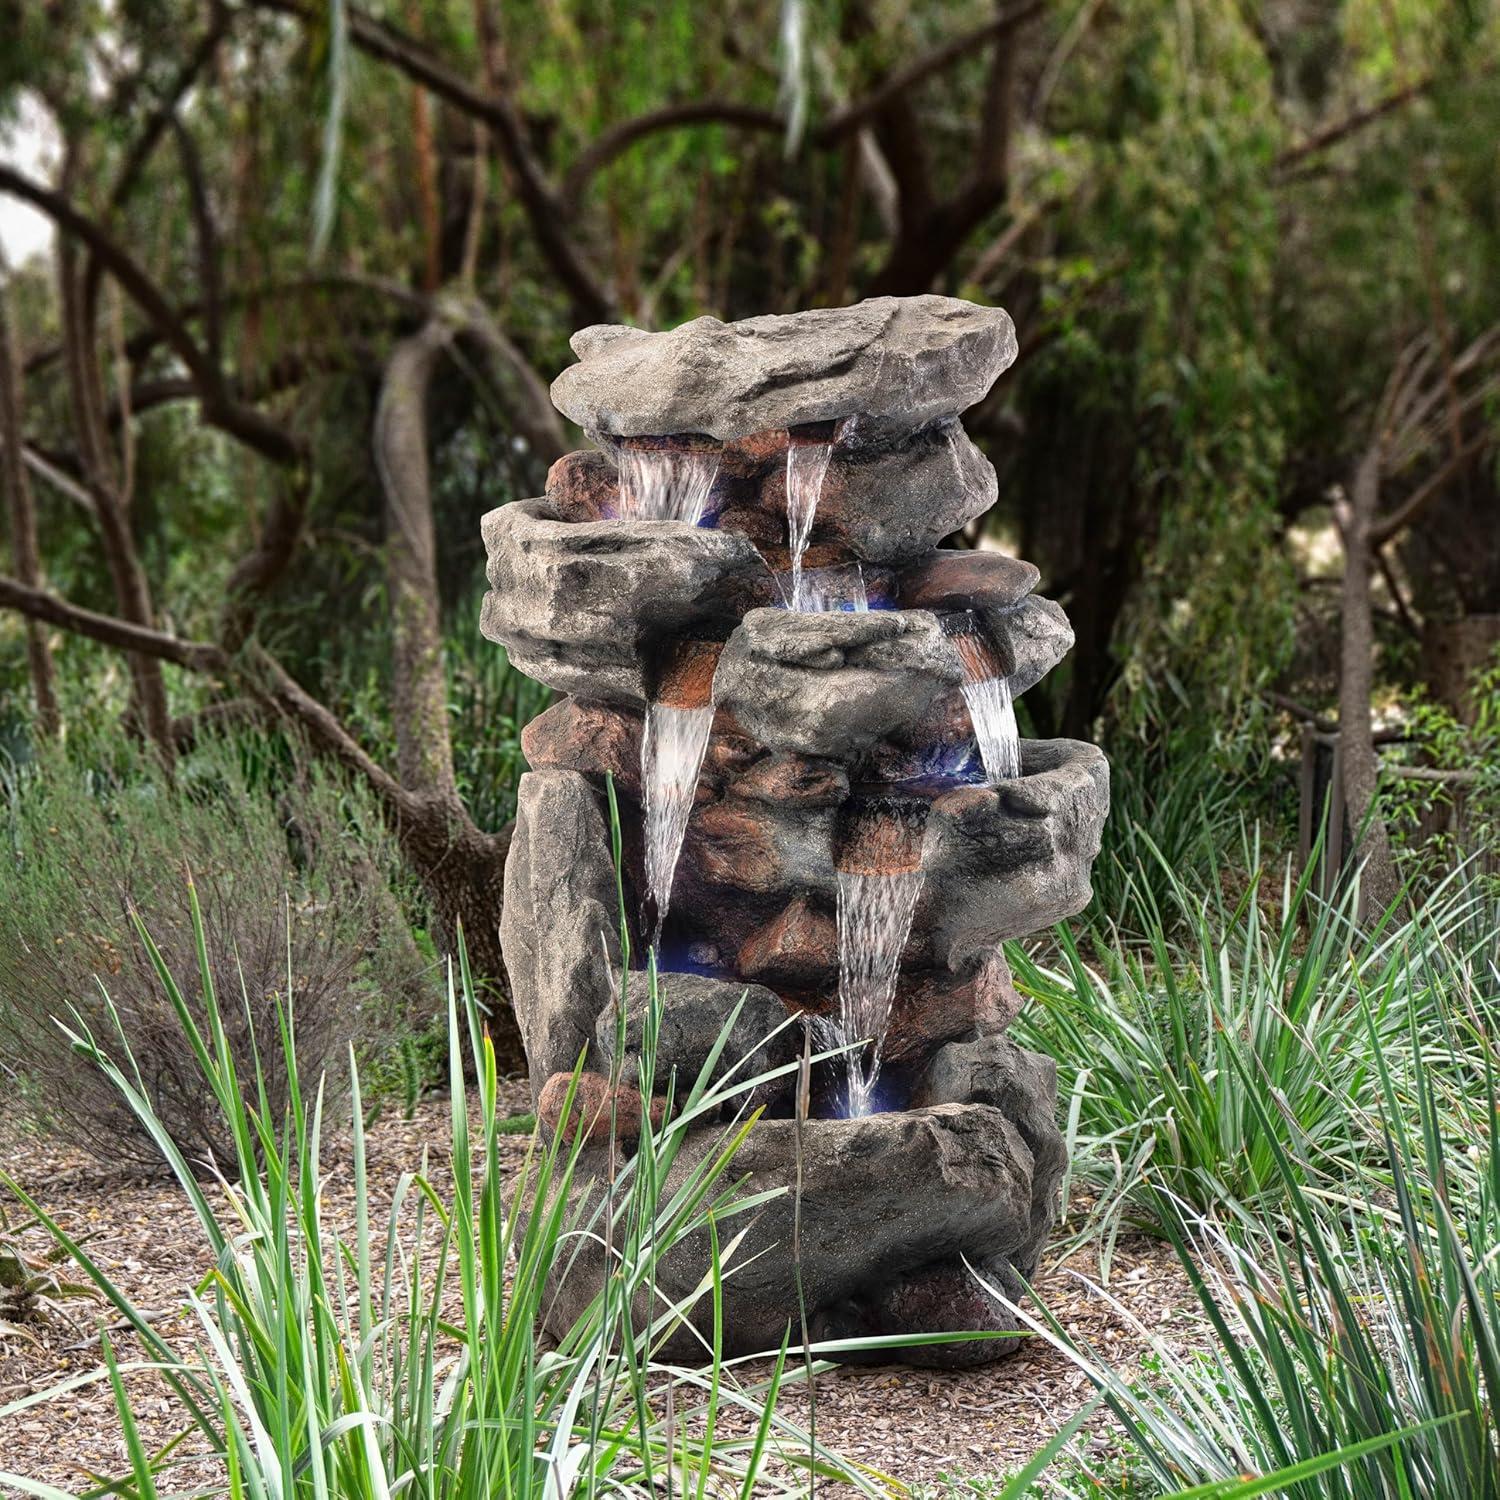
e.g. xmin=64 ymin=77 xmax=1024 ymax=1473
xmin=886 ymin=949 xmax=1021 ymax=1060
xmin=538 ymin=1070 xmax=666 ymax=1143
xmin=898 ymin=549 xmax=1039 ymax=612
xmin=523 ymin=698 xmax=642 ymax=786
xmin=683 ymin=803 xmax=785 ymax=892
xmin=546 ymin=449 xmax=618 ymax=522
xmin=656 ymin=639 xmax=722 ymax=708
xmin=739 ymin=897 xmax=838 ymax=990
xmin=730 ymin=753 xmax=848 ymax=806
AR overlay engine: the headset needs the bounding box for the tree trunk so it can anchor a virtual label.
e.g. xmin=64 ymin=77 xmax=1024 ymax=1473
xmin=399 ymin=803 xmax=524 ymax=1069
xmin=0 ymin=289 xmax=61 ymax=739
xmin=58 ymin=233 xmax=176 ymax=763
xmin=1336 ymin=449 xmax=1403 ymax=913
xmin=377 ymin=321 xmax=461 ymax=799
xmin=375 ymin=321 xmax=525 ymax=1068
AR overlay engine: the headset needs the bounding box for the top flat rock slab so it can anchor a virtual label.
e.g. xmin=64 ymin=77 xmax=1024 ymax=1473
xmin=551 ymin=296 xmax=1018 ymax=442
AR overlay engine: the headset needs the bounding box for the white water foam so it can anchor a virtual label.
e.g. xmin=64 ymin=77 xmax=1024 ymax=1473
xmin=616 ymin=448 xmax=719 ymax=525
xmin=785 ymin=440 xmax=834 ymax=608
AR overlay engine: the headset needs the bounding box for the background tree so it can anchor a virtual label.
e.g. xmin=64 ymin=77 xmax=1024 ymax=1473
xmin=1 ymin=0 xmax=1496 ymax=1061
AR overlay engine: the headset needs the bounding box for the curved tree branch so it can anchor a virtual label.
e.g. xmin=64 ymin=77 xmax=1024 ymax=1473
xmin=0 ymin=163 xmax=305 ymax=468
xmin=0 ymin=573 xmax=227 ymax=674
xmin=560 ymin=101 xmax=782 ymax=211
xmin=558 ymin=0 xmax=1047 ymax=211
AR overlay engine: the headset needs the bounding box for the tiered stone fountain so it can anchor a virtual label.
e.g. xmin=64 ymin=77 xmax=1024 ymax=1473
xmin=482 ymin=296 xmax=1108 ymax=1367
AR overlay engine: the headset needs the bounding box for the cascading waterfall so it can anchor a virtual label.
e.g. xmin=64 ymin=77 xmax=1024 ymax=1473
xmin=641 ymin=704 xmax=714 ymax=942
xmin=830 ymin=800 xmax=927 ymax=1117
xmin=616 ymin=447 xmax=719 ymax=524
xmin=779 ymin=562 xmax=869 ymax=613
xmin=785 ymin=438 xmax=835 ymax=609
xmin=640 ymin=643 xmax=721 ymax=944
xmin=835 ymin=869 xmax=924 ymax=1117
xmin=952 ymin=627 xmax=1021 ymax=784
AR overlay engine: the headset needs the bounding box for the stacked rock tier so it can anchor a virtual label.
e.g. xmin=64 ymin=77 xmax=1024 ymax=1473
xmin=482 ymin=296 xmax=1108 ymax=1366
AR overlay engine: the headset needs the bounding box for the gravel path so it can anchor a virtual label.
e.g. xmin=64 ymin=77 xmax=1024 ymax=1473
xmin=0 ymin=1094 xmax=1203 ymax=1494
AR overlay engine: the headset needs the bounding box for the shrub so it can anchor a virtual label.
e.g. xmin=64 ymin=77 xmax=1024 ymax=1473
xmin=1011 ymin=840 xmax=1491 ymax=1251
xmin=999 ymin=988 xmax=1500 ymax=1498
xmin=0 ymin=732 xmax=428 ymax=1170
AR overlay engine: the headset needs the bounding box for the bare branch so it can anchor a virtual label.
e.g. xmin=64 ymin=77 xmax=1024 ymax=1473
xmin=0 ymin=163 xmax=305 ymax=468
xmin=560 ymin=102 xmax=782 ymax=212
xmin=818 ymin=0 xmax=1044 ymax=145
xmin=449 ymin=296 xmax=569 ymax=464
xmin=1371 ymin=429 xmax=1492 ymax=545
xmin=0 ymin=573 xmax=227 ymax=674
xmin=1276 ymin=74 xmax=1436 ymax=173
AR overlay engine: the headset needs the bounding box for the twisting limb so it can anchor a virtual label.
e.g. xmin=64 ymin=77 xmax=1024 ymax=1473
xmin=866 ymin=0 xmax=1044 ymax=294
xmin=0 ymin=574 xmax=228 ymax=674
xmin=557 ymin=0 xmax=1047 ymax=210
xmin=0 ymin=288 xmax=62 ymax=737
xmin=0 ymin=163 xmax=305 ymax=468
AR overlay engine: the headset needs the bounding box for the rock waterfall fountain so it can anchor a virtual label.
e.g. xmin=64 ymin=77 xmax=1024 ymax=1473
xmin=481 ymin=295 xmax=1108 ymax=1366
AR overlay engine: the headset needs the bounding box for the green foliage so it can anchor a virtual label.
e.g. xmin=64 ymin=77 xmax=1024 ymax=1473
xmin=1082 ymin=695 xmax=1292 ymax=947
xmin=0 ymin=731 xmax=428 ymax=1168
xmin=1386 ymin=647 xmax=1500 ymax=898
xmin=1013 ymin=842 xmax=1491 ymax=1255
xmin=1010 ymin=963 xmax=1500 ymax=1499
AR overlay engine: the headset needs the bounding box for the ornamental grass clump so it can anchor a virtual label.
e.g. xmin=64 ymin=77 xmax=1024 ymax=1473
xmin=0 ymin=874 xmax=886 ymax=1496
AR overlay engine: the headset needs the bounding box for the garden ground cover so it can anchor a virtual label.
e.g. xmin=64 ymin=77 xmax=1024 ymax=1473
xmin=0 ymin=1091 xmax=1200 ymax=1493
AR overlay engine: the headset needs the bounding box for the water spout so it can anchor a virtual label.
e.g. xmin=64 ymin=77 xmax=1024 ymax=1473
xmin=785 ymin=437 xmax=835 ymax=608
xmin=951 ymin=620 xmax=1021 ymax=784
xmin=830 ymin=798 xmax=927 ymax=1117
xmin=641 ymin=642 xmax=720 ymax=943
xmin=835 ymin=869 xmax=923 ymax=1116
xmin=616 ymin=446 xmax=719 ymax=525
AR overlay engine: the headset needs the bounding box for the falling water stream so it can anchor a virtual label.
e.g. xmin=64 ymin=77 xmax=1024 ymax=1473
xmin=835 ymin=868 xmax=924 ymax=1116
xmin=780 ymin=562 xmax=869 ymax=613
xmin=640 ymin=702 xmax=715 ymax=943
xmin=785 ymin=440 xmax=835 ymax=609
xmin=953 ymin=629 xmax=1021 ymax=784
xmin=617 ymin=448 xmax=719 ymax=525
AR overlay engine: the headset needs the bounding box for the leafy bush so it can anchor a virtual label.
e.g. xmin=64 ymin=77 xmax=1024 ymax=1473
xmin=0 ymin=733 xmax=428 ymax=1170
xmin=1386 ymin=647 xmax=1500 ymax=904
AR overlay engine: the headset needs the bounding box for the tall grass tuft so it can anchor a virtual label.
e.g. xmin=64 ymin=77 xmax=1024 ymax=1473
xmin=1012 ymin=835 xmax=1495 ymax=1255
xmin=0 ymin=881 xmax=897 ymax=1496
xmin=993 ymin=973 xmax=1500 ymax=1499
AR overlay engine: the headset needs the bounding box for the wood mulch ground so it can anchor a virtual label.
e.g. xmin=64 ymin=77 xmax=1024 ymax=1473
xmin=0 ymin=1092 xmax=1205 ymax=1495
